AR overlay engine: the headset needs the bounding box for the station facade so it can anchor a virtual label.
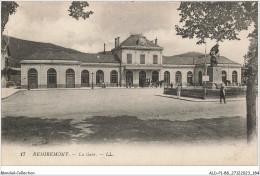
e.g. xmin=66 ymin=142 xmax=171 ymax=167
xmin=20 ymin=34 xmax=242 ymax=89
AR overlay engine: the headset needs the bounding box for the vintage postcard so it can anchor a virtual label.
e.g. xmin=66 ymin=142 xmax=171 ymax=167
xmin=1 ymin=0 xmax=258 ymax=172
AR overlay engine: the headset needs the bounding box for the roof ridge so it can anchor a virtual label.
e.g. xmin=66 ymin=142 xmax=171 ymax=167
xmin=118 ymin=34 xmax=162 ymax=49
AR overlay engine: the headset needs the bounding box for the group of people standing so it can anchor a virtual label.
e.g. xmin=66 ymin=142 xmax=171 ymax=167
xmin=126 ymin=81 xmax=164 ymax=88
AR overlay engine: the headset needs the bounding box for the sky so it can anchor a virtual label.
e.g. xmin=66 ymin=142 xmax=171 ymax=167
xmin=3 ymin=1 xmax=254 ymax=64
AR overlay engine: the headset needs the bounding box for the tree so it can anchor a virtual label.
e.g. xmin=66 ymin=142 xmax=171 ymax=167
xmin=175 ymin=2 xmax=258 ymax=142
xmin=68 ymin=1 xmax=94 ymax=20
xmin=1 ymin=1 xmax=19 ymax=35
xmin=244 ymin=36 xmax=258 ymax=141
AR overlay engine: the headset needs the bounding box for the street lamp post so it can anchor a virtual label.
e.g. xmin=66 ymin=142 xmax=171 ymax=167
xmin=91 ymin=72 xmax=94 ymax=89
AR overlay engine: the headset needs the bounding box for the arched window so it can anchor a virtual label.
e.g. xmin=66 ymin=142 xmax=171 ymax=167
xmin=110 ymin=70 xmax=118 ymax=84
xmin=222 ymin=70 xmax=227 ymax=84
xmin=198 ymin=71 xmax=203 ymax=86
xmin=152 ymin=71 xmax=159 ymax=83
xmin=175 ymin=71 xmax=182 ymax=85
xmin=66 ymin=69 xmax=75 ymax=88
xmin=232 ymin=71 xmax=238 ymax=85
xmin=164 ymin=71 xmax=170 ymax=87
xmin=96 ymin=70 xmax=104 ymax=84
xmin=81 ymin=70 xmax=89 ymax=87
xmin=28 ymin=68 xmax=38 ymax=89
xmin=139 ymin=70 xmax=146 ymax=87
xmin=47 ymin=68 xmax=57 ymax=88
xmin=187 ymin=71 xmax=193 ymax=86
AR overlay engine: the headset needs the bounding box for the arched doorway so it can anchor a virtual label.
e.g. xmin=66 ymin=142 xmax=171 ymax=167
xmin=28 ymin=68 xmax=38 ymax=89
xmin=66 ymin=69 xmax=75 ymax=88
xmin=187 ymin=71 xmax=193 ymax=86
xmin=81 ymin=70 xmax=89 ymax=87
xmin=175 ymin=71 xmax=182 ymax=85
xmin=198 ymin=71 xmax=203 ymax=86
xmin=164 ymin=71 xmax=170 ymax=88
xmin=152 ymin=71 xmax=159 ymax=83
xmin=110 ymin=70 xmax=118 ymax=86
xmin=126 ymin=70 xmax=133 ymax=87
xmin=139 ymin=70 xmax=146 ymax=87
xmin=47 ymin=68 xmax=57 ymax=88
xmin=96 ymin=70 xmax=104 ymax=86
xmin=222 ymin=70 xmax=227 ymax=84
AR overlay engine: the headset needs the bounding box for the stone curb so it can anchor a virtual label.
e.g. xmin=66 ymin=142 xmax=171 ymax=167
xmin=155 ymin=94 xmax=246 ymax=102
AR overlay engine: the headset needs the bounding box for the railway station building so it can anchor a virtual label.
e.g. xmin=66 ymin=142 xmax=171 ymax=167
xmin=20 ymin=34 xmax=242 ymax=89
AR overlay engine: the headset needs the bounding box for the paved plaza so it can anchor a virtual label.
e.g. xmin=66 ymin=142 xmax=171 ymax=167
xmin=2 ymin=88 xmax=249 ymax=145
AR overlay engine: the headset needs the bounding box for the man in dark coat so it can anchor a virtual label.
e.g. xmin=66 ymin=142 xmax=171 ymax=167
xmin=220 ymin=83 xmax=226 ymax=104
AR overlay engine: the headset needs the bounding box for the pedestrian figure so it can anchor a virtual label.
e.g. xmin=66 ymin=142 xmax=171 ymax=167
xmin=170 ymin=82 xmax=173 ymax=88
xmin=220 ymin=83 xmax=226 ymax=104
xmin=129 ymin=81 xmax=132 ymax=88
xmin=177 ymin=84 xmax=181 ymax=98
xmin=102 ymin=81 xmax=106 ymax=88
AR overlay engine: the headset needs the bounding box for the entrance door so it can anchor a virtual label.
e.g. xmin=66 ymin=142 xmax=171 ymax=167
xmin=28 ymin=68 xmax=38 ymax=89
xmin=139 ymin=70 xmax=146 ymax=87
xmin=126 ymin=70 xmax=133 ymax=86
xmin=152 ymin=71 xmax=159 ymax=83
xmin=175 ymin=71 xmax=182 ymax=85
xmin=96 ymin=70 xmax=104 ymax=87
xmin=164 ymin=71 xmax=170 ymax=88
xmin=66 ymin=69 xmax=75 ymax=88
xmin=81 ymin=70 xmax=89 ymax=87
xmin=187 ymin=71 xmax=193 ymax=86
xmin=47 ymin=68 xmax=57 ymax=88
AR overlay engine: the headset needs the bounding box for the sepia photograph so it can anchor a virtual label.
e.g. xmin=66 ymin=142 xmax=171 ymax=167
xmin=1 ymin=0 xmax=258 ymax=174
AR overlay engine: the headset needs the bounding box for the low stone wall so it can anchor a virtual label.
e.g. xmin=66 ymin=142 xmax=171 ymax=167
xmin=164 ymin=87 xmax=246 ymax=99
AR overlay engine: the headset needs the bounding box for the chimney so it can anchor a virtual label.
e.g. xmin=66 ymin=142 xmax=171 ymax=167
xmin=103 ymin=43 xmax=106 ymax=54
xmin=117 ymin=37 xmax=120 ymax=47
xmin=155 ymin=37 xmax=158 ymax=45
xmin=115 ymin=38 xmax=117 ymax=48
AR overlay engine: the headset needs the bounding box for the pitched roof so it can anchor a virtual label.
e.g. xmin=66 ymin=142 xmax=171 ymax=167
xmin=24 ymin=49 xmax=117 ymax=63
xmin=24 ymin=49 xmax=78 ymax=61
xmin=70 ymin=52 xmax=117 ymax=63
xmin=118 ymin=34 xmax=163 ymax=50
xmin=163 ymin=52 xmax=241 ymax=65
